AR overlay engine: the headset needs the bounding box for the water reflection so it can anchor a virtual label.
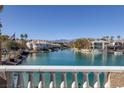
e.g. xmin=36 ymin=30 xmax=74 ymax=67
xmin=102 ymin=54 xmax=107 ymax=65
xmin=23 ymin=49 xmax=124 ymax=66
xmin=74 ymin=52 xmax=108 ymax=66
xmin=74 ymin=51 xmax=124 ymax=66
xmin=30 ymin=53 xmax=37 ymax=60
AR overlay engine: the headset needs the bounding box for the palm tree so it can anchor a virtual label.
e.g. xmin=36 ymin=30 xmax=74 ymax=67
xmin=117 ymin=35 xmax=120 ymax=41
xmin=24 ymin=34 xmax=28 ymax=40
xmin=20 ymin=34 xmax=24 ymax=49
xmin=106 ymin=36 xmax=109 ymax=41
xmin=0 ymin=22 xmax=2 ymax=35
xmin=20 ymin=34 xmax=24 ymax=40
xmin=0 ymin=5 xmax=3 ymax=64
xmin=110 ymin=36 xmax=114 ymax=42
xmin=20 ymin=34 xmax=28 ymax=50
xmin=0 ymin=5 xmax=3 ymax=35
xmin=0 ymin=22 xmax=2 ymax=64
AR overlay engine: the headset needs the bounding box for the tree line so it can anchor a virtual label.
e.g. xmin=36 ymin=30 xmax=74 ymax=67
xmin=71 ymin=38 xmax=93 ymax=50
xmin=0 ymin=34 xmax=28 ymax=51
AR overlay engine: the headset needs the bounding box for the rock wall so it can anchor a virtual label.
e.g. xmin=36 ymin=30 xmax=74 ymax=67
xmin=108 ymin=72 xmax=124 ymax=88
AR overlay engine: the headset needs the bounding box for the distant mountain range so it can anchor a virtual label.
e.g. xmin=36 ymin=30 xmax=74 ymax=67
xmin=51 ymin=39 xmax=75 ymax=43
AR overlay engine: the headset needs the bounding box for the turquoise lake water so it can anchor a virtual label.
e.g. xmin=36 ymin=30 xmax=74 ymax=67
xmin=21 ymin=49 xmax=124 ymax=88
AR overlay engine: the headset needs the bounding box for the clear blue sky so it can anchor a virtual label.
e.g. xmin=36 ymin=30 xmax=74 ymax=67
xmin=1 ymin=5 xmax=124 ymax=40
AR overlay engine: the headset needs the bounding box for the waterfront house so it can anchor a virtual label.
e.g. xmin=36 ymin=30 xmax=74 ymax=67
xmin=107 ymin=40 xmax=124 ymax=55
xmin=26 ymin=40 xmax=61 ymax=51
xmin=91 ymin=40 xmax=109 ymax=53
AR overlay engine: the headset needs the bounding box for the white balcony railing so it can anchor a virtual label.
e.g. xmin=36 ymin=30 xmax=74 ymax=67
xmin=0 ymin=66 xmax=124 ymax=88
